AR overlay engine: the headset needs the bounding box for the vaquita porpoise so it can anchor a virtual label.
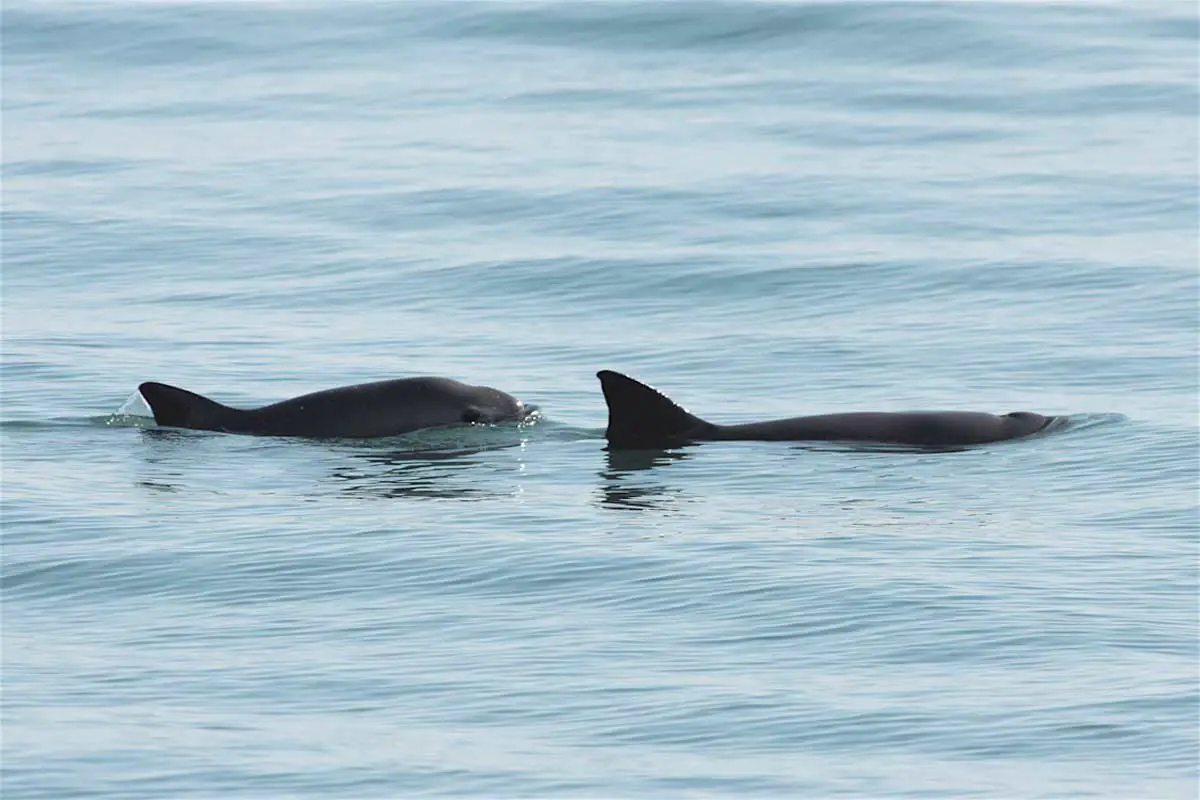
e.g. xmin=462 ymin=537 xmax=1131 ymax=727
xmin=597 ymin=370 xmax=1060 ymax=450
xmin=138 ymin=377 xmax=533 ymax=438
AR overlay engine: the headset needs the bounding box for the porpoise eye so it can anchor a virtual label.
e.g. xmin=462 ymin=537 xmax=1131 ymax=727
xmin=461 ymin=408 xmax=484 ymax=424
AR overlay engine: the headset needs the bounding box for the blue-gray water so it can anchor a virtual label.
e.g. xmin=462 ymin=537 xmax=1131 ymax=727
xmin=3 ymin=2 xmax=1197 ymax=797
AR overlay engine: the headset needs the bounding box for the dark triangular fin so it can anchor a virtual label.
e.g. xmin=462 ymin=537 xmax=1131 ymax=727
xmin=138 ymin=382 xmax=242 ymax=432
xmin=596 ymin=370 xmax=714 ymax=449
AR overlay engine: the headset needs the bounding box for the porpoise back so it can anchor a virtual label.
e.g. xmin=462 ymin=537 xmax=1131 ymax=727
xmin=597 ymin=370 xmax=1058 ymax=450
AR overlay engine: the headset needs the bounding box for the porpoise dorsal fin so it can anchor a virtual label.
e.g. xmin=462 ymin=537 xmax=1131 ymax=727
xmin=596 ymin=370 xmax=714 ymax=449
xmin=138 ymin=382 xmax=241 ymax=432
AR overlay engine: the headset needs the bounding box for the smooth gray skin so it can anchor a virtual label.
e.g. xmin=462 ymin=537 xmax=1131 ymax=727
xmin=138 ymin=377 xmax=530 ymax=439
xmin=597 ymin=370 xmax=1059 ymax=450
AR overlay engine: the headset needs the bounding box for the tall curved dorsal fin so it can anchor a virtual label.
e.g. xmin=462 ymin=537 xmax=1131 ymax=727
xmin=138 ymin=382 xmax=241 ymax=433
xmin=596 ymin=370 xmax=713 ymax=449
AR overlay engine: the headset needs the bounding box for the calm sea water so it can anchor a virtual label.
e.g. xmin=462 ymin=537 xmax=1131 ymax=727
xmin=3 ymin=1 xmax=1197 ymax=797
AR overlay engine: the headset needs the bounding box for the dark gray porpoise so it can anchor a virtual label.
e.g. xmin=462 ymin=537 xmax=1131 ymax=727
xmin=138 ymin=377 xmax=530 ymax=438
xmin=597 ymin=370 xmax=1059 ymax=450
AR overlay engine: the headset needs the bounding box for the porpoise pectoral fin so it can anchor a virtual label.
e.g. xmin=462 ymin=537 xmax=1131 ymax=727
xmin=596 ymin=370 xmax=714 ymax=449
xmin=138 ymin=382 xmax=241 ymax=432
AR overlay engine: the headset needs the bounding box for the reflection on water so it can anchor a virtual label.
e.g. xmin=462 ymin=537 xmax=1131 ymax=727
xmin=596 ymin=447 xmax=690 ymax=512
xmin=328 ymin=443 xmax=522 ymax=501
xmin=134 ymin=427 xmax=208 ymax=494
xmin=134 ymin=425 xmax=535 ymax=501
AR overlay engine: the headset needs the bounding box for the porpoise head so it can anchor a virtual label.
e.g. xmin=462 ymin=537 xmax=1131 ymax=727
xmin=461 ymin=384 xmax=536 ymax=425
xmin=1001 ymin=411 xmax=1058 ymax=438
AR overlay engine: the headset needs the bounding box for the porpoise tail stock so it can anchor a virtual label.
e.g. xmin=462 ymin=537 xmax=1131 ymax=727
xmin=597 ymin=370 xmax=1059 ymax=450
xmin=138 ymin=377 xmax=531 ymax=439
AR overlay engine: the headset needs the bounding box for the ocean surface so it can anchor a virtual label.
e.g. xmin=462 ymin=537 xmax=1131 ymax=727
xmin=3 ymin=1 xmax=1197 ymax=797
